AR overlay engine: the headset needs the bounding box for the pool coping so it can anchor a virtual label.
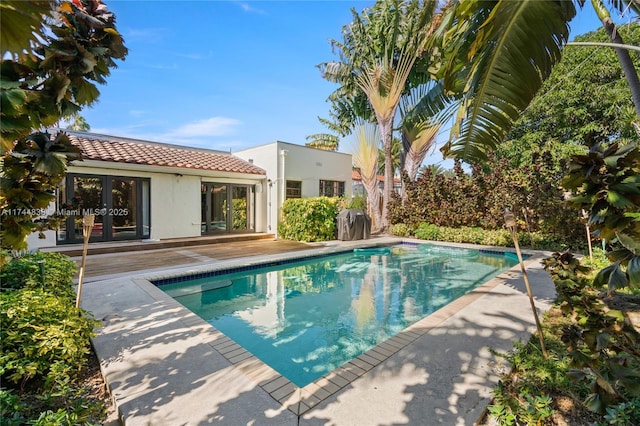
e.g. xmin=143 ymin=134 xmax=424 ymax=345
xmin=128 ymin=238 xmax=541 ymax=417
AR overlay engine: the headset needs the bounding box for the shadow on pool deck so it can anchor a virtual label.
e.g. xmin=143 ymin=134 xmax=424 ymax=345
xmin=82 ymin=238 xmax=556 ymax=426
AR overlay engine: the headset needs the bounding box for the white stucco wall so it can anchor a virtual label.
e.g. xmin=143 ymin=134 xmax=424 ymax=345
xmin=235 ymin=141 xmax=352 ymax=236
xmin=23 ymin=160 xmax=266 ymax=249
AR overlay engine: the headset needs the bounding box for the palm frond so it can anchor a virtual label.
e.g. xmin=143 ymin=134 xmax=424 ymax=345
xmin=349 ymin=122 xmax=381 ymax=181
xmin=305 ymin=133 xmax=339 ymax=151
xmin=605 ymin=0 xmax=640 ymax=16
xmin=441 ymin=0 xmax=577 ymax=162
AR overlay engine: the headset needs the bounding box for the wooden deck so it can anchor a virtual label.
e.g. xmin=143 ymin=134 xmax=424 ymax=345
xmin=76 ymin=239 xmax=319 ymax=279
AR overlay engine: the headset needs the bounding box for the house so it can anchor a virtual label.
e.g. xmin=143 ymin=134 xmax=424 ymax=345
xmin=235 ymin=141 xmax=353 ymax=235
xmin=25 ymin=132 xmax=352 ymax=249
xmin=351 ymin=169 xmax=402 ymax=197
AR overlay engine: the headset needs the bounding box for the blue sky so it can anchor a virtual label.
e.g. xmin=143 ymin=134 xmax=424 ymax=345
xmin=81 ymin=1 xmax=618 ymax=166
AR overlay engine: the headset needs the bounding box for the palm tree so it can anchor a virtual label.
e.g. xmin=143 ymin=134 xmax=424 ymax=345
xmin=398 ymin=81 xmax=452 ymax=181
xmin=438 ymin=0 xmax=640 ymax=163
xmin=305 ymin=133 xmax=339 ymax=151
xmin=377 ymin=137 xmax=402 ymax=177
xmin=348 ymin=122 xmax=383 ymax=233
xmin=320 ymin=0 xmax=442 ymax=230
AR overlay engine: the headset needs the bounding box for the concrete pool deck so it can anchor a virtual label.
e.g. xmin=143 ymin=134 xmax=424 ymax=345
xmin=82 ymin=237 xmax=556 ymax=425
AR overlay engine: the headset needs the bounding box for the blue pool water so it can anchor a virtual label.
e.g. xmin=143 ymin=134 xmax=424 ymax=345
xmin=157 ymin=244 xmax=518 ymax=387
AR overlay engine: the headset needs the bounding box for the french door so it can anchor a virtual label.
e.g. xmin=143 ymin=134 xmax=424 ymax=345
xmin=201 ymin=183 xmax=253 ymax=234
xmin=57 ymin=174 xmax=150 ymax=243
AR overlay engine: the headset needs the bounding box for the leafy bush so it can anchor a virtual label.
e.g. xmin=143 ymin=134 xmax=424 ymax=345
xmin=389 ymin=223 xmax=412 ymax=237
xmin=278 ymin=197 xmax=341 ymax=242
xmin=563 ymin=140 xmax=640 ymax=294
xmin=599 ymin=399 xmax=640 ymax=426
xmin=411 ymin=222 xmax=574 ymax=251
xmin=0 ymin=289 xmax=99 ymax=387
xmin=543 ymin=252 xmax=640 ymax=413
xmin=1 ymin=382 xmax=105 ymax=426
xmin=413 ymin=223 xmax=440 ymax=241
xmin=0 ymin=252 xmax=77 ymax=299
xmin=346 ymin=195 xmax=367 ymax=210
xmin=388 ymin=152 xmax=585 ymax=250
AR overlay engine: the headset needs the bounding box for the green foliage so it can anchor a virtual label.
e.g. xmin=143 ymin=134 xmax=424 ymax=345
xmin=389 ymin=223 xmax=412 ymax=238
xmin=278 ymin=197 xmax=341 ymax=242
xmin=388 ymin=153 xmax=584 ymax=250
xmin=1 ymin=0 xmax=128 ymax=148
xmin=598 ymin=399 xmax=640 ymax=426
xmin=413 ymin=223 xmax=440 ymax=241
xmin=489 ymin=380 xmax=555 ymax=426
xmin=543 ymin=252 xmax=640 ymax=413
xmin=346 ymin=195 xmax=367 ymax=210
xmin=0 ymin=388 xmax=25 ymax=426
xmin=0 ymin=289 xmax=99 ymax=387
xmin=439 ymin=0 xmax=576 ymax=162
xmin=1 ymin=131 xmax=81 ymax=250
xmin=411 ymin=222 xmax=568 ymax=250
xmin=506 ymin=24 xmax=640 ymax=152
xmin=488 ymin=334 xmax=573 ymax=426
xmin=0 ymin=252 xmax=77 ymax=298
xmin=1 ymin=0 xmax=127 ymax=250
xmin=563 ymin=141 xmax=640 ymax=294
xmin=232 ymin=198 xmax=247 ymax=230
xmin=1 ymin=382 xmax=105 ymax=426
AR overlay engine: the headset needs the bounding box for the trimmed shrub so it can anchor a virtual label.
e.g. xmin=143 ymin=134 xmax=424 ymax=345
xmin=278 ymin=197 xmax=341 ymax=242
xmin=0 ymin=289 xmax=99 ymax=387
xmin=0 ymin=252 xmax=77 ymax=299
xmin=388 ymin=152 xmax=585 ymax=250
xmin=414 ymin=223 xmax=440 ymax=241
xmin=389 ymin=223 xmax=412 ymax=237
xmin=412 ymin=222 xmax=571 ymax=251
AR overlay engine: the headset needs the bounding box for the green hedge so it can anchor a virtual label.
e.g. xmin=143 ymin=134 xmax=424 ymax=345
xmin=0 ymin=251 xmax=102 ymax=424
xmin=278 ymin=197 xmax=341 ymax=242
xmin=392 ymin=222 xmax=576 ymax=251
xmin=0 ymin=252 xmax=77 ymax=299
xmin=0 ymin=289 xmax=99 ymax=387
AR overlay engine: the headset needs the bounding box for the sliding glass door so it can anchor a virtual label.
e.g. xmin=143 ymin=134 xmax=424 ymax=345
xmin=201 ymin=183 xmax=253 ymax=234
xmin=58 ymin=174 xmax=150 ymax=243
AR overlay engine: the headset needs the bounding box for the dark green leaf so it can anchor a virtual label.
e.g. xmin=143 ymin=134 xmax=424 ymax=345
xmin=628 ymin=256 xmax=640 ymax=286
xmin=608 ymin=263 xmax=628 ymax=293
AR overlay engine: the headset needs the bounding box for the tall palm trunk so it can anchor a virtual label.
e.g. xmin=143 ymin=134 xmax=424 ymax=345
xmin=364 ymin=175 xmax=383 ymax=233
xmin=592 ymin=0 xmax=640 ymax=119
xmin=379 ymin=115 xmax=395 ymax=231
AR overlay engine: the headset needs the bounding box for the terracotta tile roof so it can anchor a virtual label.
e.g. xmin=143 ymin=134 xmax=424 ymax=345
xmin=352 ymin=169 xmax=400 ymax=183
xmin=65 ymin=131 xmax=265 ymax=175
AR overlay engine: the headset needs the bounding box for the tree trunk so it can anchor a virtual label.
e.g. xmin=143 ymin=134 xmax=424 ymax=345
xmin=363 ymin=175 xmax=383 ymax=233
xmin=592 ymin=0 xmax=640 ymax=120
xmin=380 ymin=117 xmax=394 ymax=232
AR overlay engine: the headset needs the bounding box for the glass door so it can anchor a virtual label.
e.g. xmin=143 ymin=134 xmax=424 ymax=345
xmin=73 ymin=176 xmax=105 ymax=241
xmin=111 ymin=178 xmax=137 ymax=239
xmin=231 ymin=186 xmax=248 ymax=231
xmin=201 ymin=183 xmax=253 ymax=234
xmin=58 ymin=174 xmax=150 ymax=244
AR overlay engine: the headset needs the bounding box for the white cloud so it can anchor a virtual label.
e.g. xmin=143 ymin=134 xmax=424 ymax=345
xmin=125 ymin=28 xmax=166 ymax=43
xmin=85 ymin=117 xmax=249 ymax=150
xmin=238 ymin=2 xmax=267 ymax=15
xmin=169 ymin=116 xmax=241 ymax=137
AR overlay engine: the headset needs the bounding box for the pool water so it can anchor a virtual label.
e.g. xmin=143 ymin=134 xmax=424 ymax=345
xmin=158 ymin=244 xmax=518 ymax=387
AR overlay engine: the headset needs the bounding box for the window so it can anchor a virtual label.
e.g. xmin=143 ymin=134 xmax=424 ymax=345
xmin=319 ymin=180 xmax=345 ymax=197
xmin=286 ymin=180 xmax=302 ymax=199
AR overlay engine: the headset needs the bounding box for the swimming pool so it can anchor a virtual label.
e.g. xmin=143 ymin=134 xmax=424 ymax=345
xmin=156 ymin=244 xmax=518 ymax=387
